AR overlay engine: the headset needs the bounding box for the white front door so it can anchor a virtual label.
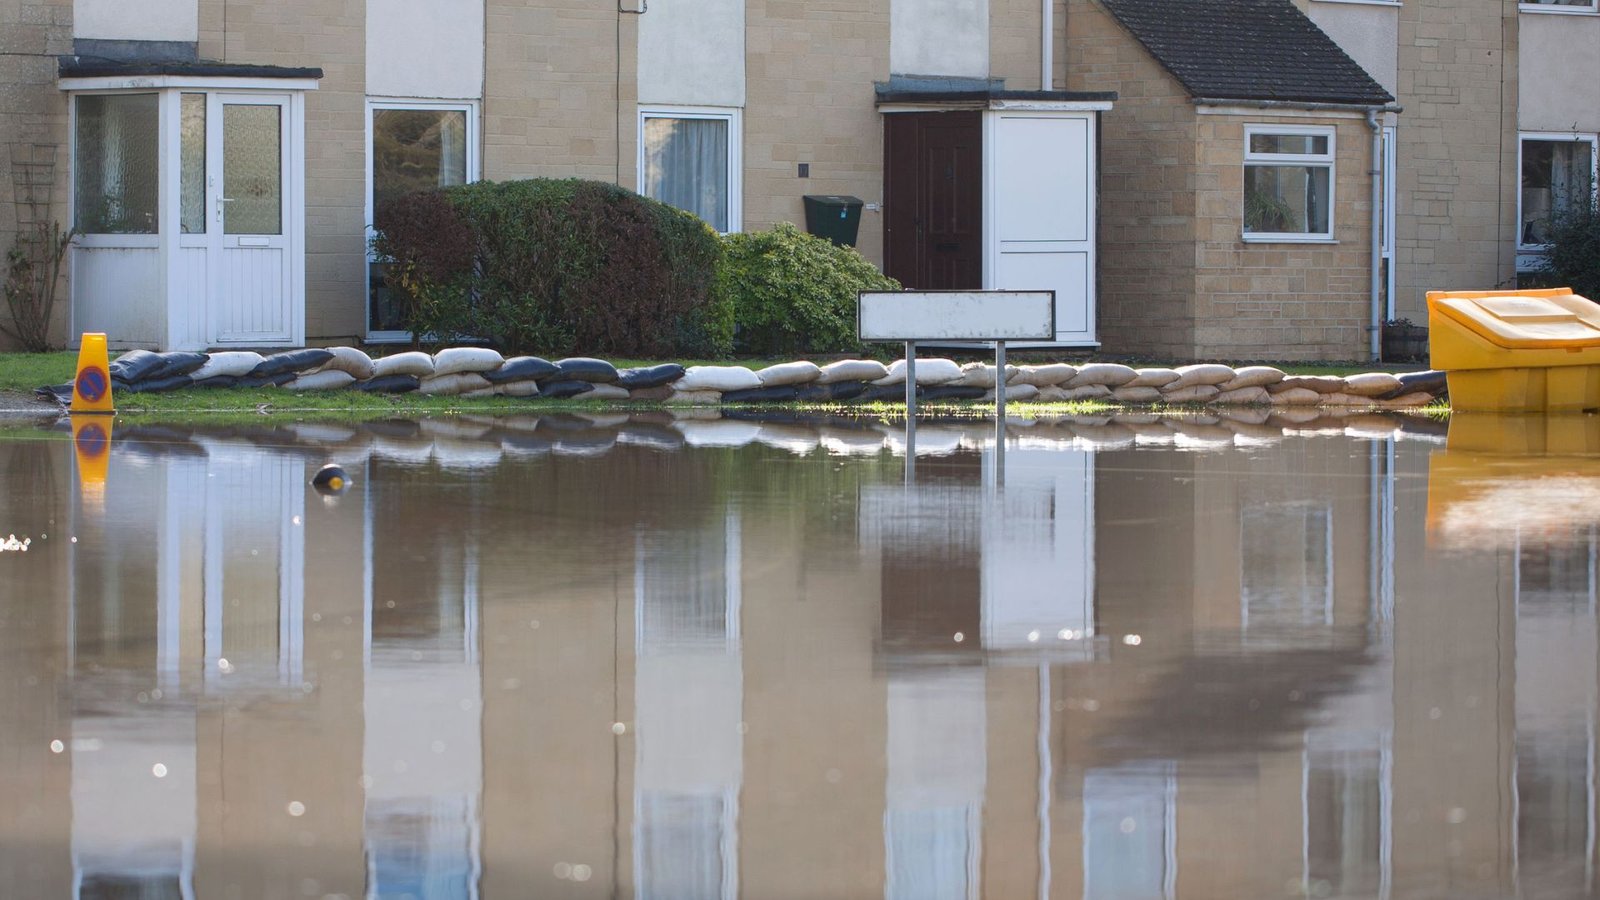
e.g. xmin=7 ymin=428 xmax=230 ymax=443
xmin=205 ymin=92 xmax=295 ymax=345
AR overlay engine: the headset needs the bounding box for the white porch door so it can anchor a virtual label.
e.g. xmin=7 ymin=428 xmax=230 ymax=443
xmin=201 ymin=93 xmax=295 ymax=345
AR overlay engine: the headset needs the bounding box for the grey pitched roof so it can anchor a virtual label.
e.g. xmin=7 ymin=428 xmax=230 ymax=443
xmin=1098 ymin=0 xmax=1394 ymax=106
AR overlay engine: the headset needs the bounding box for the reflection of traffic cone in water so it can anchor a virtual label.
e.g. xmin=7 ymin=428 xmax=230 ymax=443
xmin=72 ymin=415 xmax=112 ymax=512
xmin=70 ymin=333 xmax=114 ymax=414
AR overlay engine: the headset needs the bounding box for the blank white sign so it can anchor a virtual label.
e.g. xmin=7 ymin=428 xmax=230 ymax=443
xmin=858 ymin=290 xmax=1056 ymax=341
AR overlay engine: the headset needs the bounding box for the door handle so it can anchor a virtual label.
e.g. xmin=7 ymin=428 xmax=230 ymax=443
xmin=934 ymin=241 xmax=959 ymax=251
xmin=215 ymin=196 xmax=235 ymax=222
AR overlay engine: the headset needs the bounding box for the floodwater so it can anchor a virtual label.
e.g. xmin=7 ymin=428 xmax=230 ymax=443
xmin=1 ymin=409 xmax=1597 ymax=899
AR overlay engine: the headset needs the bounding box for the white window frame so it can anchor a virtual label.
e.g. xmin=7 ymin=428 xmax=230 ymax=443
xmin=1516 ymin=132 xmax=1598 ymax=255
xmin=637 ymin=105 xmax=742 ymax=234
xmin=1242 ymin=124 xmax=1338 ymax=244
xmin=364 ymin=97 xmax=481 ymax=343
xmin=1520 ymin=0 xmax=1598 ymax=15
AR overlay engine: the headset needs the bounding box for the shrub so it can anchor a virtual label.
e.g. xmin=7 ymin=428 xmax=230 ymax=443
xmin=715 ymin=222 xmax=899 ymax=356
xmin=372 ymin=178 xmax=728 ymax=357
xmin=370 ymin=190 xmax=476 ymax=346
xmin=1540 ymin=191 xmax=1600 ymax=301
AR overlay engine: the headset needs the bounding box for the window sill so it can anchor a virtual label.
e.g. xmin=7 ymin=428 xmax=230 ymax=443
xmin=1241 ymin=235 xmax=1339 ymax=245
xmin=1314 ymin=0 xmax=1402 ymax=7
xmin=1519 ymin=4 xmax=1600 ymax=14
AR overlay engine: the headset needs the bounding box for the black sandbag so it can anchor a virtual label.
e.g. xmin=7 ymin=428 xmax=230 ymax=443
xmin=189 ymin=375 xmax=238 ymax=389
xmin=538 ymin=380 xmax=596 ymax=399
xmin=356 ymin=374 xmax=421 ymax=393
xmin=795 ymin=380 xmax=869 ymax=402
xmin=236 ymin=372 xmax=297 ymax=388
xmin=483 ymin=356 xmax=559 ymax=384
xmin=124 ymin=374 xmax=193 ymax=393
xmin=150 ymin=351 xmax=210 ymax=378
xmin=1377 ymin=369 xmax=1448 ymax=401
xmin=920 ymin=385 xmax=989 ymax=401
xmin=616 ymin=363 xmax=686 ymax=389
xmin=552 ymin=357 xmax=619 ymax=384
xmin=36 ymin=383 xmax=72 ymax=405
xmin=723 ymin=385 xmax=799 ymax=403
xmin=107 ymin=349 xmax=165 ymax=384
xmin=855 ymin=383 xmax=916 ymax=403
xmin=250 ymin=348 xmax=334 ymax=377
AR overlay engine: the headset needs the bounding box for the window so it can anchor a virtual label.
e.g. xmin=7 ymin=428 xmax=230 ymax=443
xmin=1243 ymin=125 xmax=1336 ymax=242
xmin=1304 ymin=735 xmax=1388 ymax=898
xmin=639 ymin=107 xmax=741 ymax=233
xmin=366 ymin=100 xmax=477 ymax=338
xmin=1241 ymin=504 xmax=1334 ymax=641
xmin=1083 ymin=766 xmax=1177 ymax=900
xmin=74 ymin=93 xmax=160 ymax=234
xmin=1521 ymin=0 xmax=1598 ymax=13
xmin=1518 ymin=134 xmax=1597 ymax=250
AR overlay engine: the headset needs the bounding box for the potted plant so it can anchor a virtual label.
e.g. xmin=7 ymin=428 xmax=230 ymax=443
xmin=1381 ymin=317 xmax=1428 ymax=363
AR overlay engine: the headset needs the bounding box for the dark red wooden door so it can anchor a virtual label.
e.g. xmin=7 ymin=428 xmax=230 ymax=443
xmin=884 ymin=111 xmax=983 ymax=290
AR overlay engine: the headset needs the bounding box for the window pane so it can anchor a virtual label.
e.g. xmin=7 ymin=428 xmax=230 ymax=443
xmin=643 ymin=117 xmax=729 ymax=232
xmin=74 ymin=93 xmax=159 ymax=234
xmin=181 ymin=93 xmax=206 ymax=234
xmin=1522 ymin=139 xmax=1593 ymax=246
xmin=1306 ymin=748 xmax=1383 ymax=896
xmin=223 ymin=104 xmax=282 ymax=235
xmin=372 ymin=108 xmax=469 ymax=211
xmin=1249 ymin=133 xmax=1328 ymax=156
xmin=1244 ymin=165 xmax=1331 ymax=235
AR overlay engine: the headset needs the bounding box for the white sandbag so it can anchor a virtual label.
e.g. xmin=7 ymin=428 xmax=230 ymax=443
xmin=419 ymin=372 xmax=492 ymax=396
xmin=586 ymin=384 xmax=630 ymax=400
xmin=499 ymin=380 xmax=541 ymax=398
xmin=1125 ymin=367 xmax=1181 ymax=389
xmin=1110 ymin=385 xmax=1163 ymax=403
xmin=1166 ymin=363 xmax=1236 ymax=390
xmin=1320 ymin=392 xmax=1370 ymax=406
xmin=1033 ymin=386 xmax=1071 ymax=402
xmin=953 ymin=362 xmax=1019 ymax=389
xmin=1211 ymin=385 xmax=1270 ymax=405
xmin=1381 ymin=391 xmax=1435 ymax=408
xmin=432 ymin=347 xmax=505 ymax=377
xmin=1342 ymin=372 xmax=1404 ymax=397
xmin=287 ymin=370 xmax=355 ymax=391
xmin=1216 ymin=365 xmax=1285 ymax=392
xmin=460 ymin=385 xmax=503 ymax=398
xmin=373 ymin=351 xmax=436 ymax=378
xmin=1162 ymin=384 xmax=1221 ymax=403
xmin=674 ymin=365 xmax=762 ymax=393
xmin=666 ymin=390 xmax=723 ymax=405
xmin=190 ymin=351 xmax=263 ymax=380
xmin=1066 ymin=362 xmax=1139 ymax=388
xmin=755 ymin=361 xmax=822 ymax=386
xmin=1270 ymin=374 xmax=1344 ymax=394
xmin=1061 ymin=384 xmax=1113 ymax=401
xmin=1011 ymin=363 xmax=1078 ymax=387
xmin=316 ymin=346 xmax=377 ymax=380
xmin=873 ymin=358 xmax=963 ymax=386
xmin=1269 ymin=387 xmax=1323 ymax=406
xmin=815 ymin=359 xmax=889 ymax=384
xmin=982 ymin=383 xmax=1040 ymax=402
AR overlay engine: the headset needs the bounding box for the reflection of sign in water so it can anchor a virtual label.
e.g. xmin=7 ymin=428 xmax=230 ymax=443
xmin=72 ymin=416 xmax=113 ymax=505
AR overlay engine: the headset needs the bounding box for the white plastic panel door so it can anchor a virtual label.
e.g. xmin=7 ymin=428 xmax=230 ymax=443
xmin=208 ymin=93 xmax=294 ymax=344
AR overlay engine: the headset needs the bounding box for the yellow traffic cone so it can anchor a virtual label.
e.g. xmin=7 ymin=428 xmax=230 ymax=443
xmin=70 ymin=333 xmax=114 ymax=415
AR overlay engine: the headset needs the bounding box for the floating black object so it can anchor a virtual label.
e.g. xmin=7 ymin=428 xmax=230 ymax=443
xmin=312 ymin=464 xmax=350 ymax=495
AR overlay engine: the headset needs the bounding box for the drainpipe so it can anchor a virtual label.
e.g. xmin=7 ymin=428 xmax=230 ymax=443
xmin=1041 ymin=0 xmax=1053 ymax=90
xmin=1367 ymin=108 xmax=1383 ymax=363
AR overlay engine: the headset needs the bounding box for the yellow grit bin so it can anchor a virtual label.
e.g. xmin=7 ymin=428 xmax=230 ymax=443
xmin=1427 ymin=287 xmax=1600 ymax=412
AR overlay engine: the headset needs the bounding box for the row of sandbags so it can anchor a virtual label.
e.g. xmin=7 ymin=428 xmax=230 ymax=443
xmin=47 ymin=347 xmax=1450 ymax=408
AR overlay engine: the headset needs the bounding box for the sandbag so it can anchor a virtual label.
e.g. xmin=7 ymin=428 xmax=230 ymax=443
xmin=287 ymin=370 xmax=357 ymax=391
xmin=237 ymin=372 xmax=297 ymax=388
xmin=151 ymin=351 xmax=210 ymax=378
xmin=873 ymin=358 xmax=963 ymax=386
xmin=1066 ymin=362 xmax=1139 ymax=388
xmin=1161 ymin=384 xmax=1221 ymax=404
xmin=432 ymin=347 xmax=504 ymax=377
xmin=124 ymin=374 xmax=193 ymax=393
xmin=373 ymin=351 xmax=436 ymax=378
xmin=796 ymin=381 xmax=869 ymax=402
xmin=1342 ymin=372 xmax=1404 ymax=397
xmin=107 ymin=350 xmax=166 ymax=384
xmin=675 ymin=365 xmax=762 ymax=393
xmin=1212 ymin=385 xmax=1270 ymax=405
xmin=497 ymin=380 xmax=543 ymax=398
xmin=667 ymin=390 xmax=722 ymax=405
xmin=1269 ymin=387 xmax=1323 ymax=406
xmin=628 ymin=385 xmax=676 ymax=401
xmin=554 ymin=357 xmax=620 ymax=383
xmin=1320 ymin=392 xmax=1369 ymax=406
xmin=419 ymin=372 xmax=493 ymax=395
xmin=616 ymin=363 xmax=686 ymax=389
xmin=357 ymin=374 xmax=421 ymax=393
xmin=1033 ymin=385 xmax=1072 ymax=402
xmin=1382 ymin=391 xmax=1436 ymax=408
xmin=1270 ymin=375 xmax=1345 ymax=394
xmin=755 ymin=361 xmax=822 ymax=386
xmin=1217 ymin=366 xmax=1285 ymax=392
xmin=189 ymin=351 xmax=264 ymax=381
xmin=1110 ymin=385 xmax=1163 ymax=403
xmin=252 ymin=348 xmax=334 ymax=377
xmin=482 ymin=356 xmax=557 ymax=384
xmin=985 ymin=383 xmax=1040 ymax=402
xmin=189 ymin=375 xmax=238 ymax=390
xmin=1125 ymin=368 xmax=1181 ymax=389
xmin=724 ymin=385 xmax=800 ymax=403
xmin=816 ymin=360 xmax=889 ymax=384
xmin=1166 ymin=363 xmax=1236 ymax=391
xmin=920 ymin=384 xmax=988 ymax=401
xmin=538 ymin=379 xmax=596 ymax=399
xmin=1011 ymin=364 xmax=1079 ymax=388
xmin=1061 ymin=384 xmax=1114 ymax=401
xmin=316 ymin=346 xmax=377 ymax=380
xmin=1388 ymin=369 xmax=1447 ymax=399
xmin=952 ymin=363 xmax=1018 ymax=389
xmin=585 ymin=384 xmax=629 ymax=400
xmin=857 ymin=383 xmax=913 ymax=402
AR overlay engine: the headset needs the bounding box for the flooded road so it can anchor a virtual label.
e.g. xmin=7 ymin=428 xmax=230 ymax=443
xmin=0 ymin=410 xmax=1594 ymax=899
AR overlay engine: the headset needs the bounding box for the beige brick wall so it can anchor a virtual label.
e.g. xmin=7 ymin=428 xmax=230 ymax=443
xmin=1394 ymin=0 xmax=1519 ymax=322
xmin=0 ymin=0 xmax=73 ymax=350
xmin=1064 ymin=0 xmax=1198 ymax=358
xmin=1192 ymin=113 xmax=1375 ymax=361
xmin=990 ymin=0 xmax=1067 ymax=91
xmin=744 ymin=0 xmax=890 ymax=267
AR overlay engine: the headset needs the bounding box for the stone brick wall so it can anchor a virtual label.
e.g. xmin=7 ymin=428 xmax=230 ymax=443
xmin=744 ymin=0 xmax=890 ymax=267
xmin=1394 ymin=0 xmax=1519 ymax=322
xmin=0 ymin=0 xmax=73 ymax=351
xmin=1192 ymin=112 xmax=1376 ymax=361
xmin=1064 ymin=0 xmax=1198 ymax=358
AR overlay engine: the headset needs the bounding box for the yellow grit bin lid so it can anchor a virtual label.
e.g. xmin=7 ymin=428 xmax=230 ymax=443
xmin=1428 ymin=288 xmax=1600 ymax=349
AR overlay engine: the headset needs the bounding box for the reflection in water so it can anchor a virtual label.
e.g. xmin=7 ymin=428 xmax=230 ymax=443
xmin=0 ymin=410 xmax=1593 ymax=897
